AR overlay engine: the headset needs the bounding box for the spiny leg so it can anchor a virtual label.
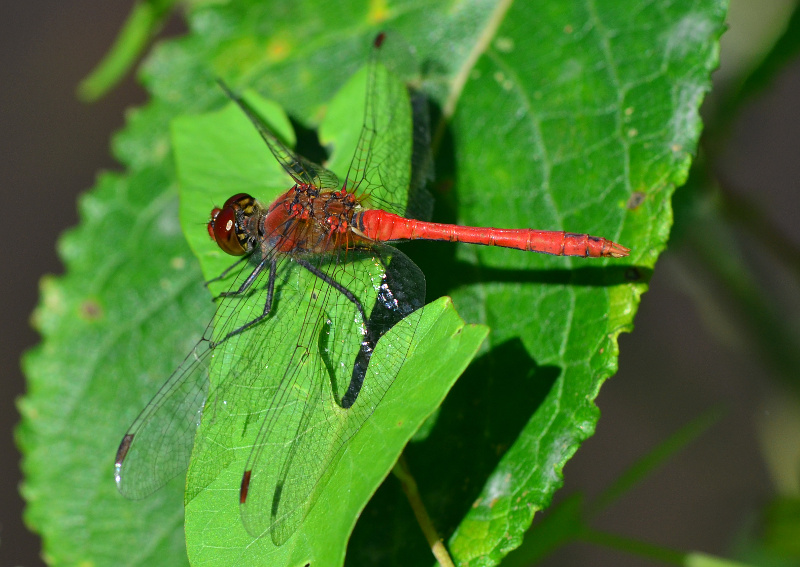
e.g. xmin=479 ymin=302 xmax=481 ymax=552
xmin=210 ymin=257 xmax=278 ymax=347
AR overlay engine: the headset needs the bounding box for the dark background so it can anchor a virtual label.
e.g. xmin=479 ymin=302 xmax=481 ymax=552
xmin=2 ymin=1 xmax=797 ymax=566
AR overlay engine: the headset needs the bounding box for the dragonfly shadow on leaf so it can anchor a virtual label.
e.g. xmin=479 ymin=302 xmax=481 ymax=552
xmin=406 ymin=99 xmax=640 ymax=296
xmin=407 ymin=237 xmax=648 ymax=301
xmin=449 ymin=262 xmax=650 ymax=288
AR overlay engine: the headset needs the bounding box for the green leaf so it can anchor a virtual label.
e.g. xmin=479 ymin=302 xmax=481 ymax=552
xmin=19 ymin=1 xmax=726 ymax=566
xmin=19 ymin=171 xmax=205 ymax=566
xmin=404 ymin=4 xmax=725 ymax=564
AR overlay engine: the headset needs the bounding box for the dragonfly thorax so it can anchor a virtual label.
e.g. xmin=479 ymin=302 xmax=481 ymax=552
xmin=260 ymin=185 xmax=368 ymax=255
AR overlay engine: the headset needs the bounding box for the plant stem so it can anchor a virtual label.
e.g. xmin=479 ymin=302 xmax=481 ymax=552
xmin=393 ymin=454 xmax=455 ymax=567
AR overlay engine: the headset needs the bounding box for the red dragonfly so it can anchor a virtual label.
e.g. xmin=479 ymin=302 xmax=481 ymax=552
xmin=115 ymin=32 xmax=629 ymax=545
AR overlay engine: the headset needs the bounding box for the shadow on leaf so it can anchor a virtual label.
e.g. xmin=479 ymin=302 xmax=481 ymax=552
xmin=406 ymin=337 xmax=560 ymax=536
xmin=347 ymin=337 xmax=560 ymax=564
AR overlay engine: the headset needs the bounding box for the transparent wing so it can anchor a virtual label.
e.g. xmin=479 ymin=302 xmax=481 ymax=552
xmin=345 ymin=33 xmax=433 ymax=219
xmin=114 ymin=325 xmax=212 ymax=499
xmin=177 ymin=229 xmax=425 ymax=542
xmin=237 ymin=245 xmax=425 ymax=544
xmin=122 ymin=35 xmax=429 ymax=540
xmin=119 ymin=216 xmax=423 ymax=546
xmin=217 ymin=80 xmax=340 ymax=190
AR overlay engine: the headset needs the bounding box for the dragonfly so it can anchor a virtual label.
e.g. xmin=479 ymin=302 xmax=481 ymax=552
xmin=114 ymin=32 xmax=630 ymax=546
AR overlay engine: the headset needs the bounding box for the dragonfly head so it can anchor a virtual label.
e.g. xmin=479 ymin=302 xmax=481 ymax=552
xmin=208 ymin=193 xmax=257 ymax=256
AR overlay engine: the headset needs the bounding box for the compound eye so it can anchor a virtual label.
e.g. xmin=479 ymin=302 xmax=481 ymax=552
xmin=208 ymin=205 xmax=246 ymax=256
xmin=223 ymin=193 xmax=252 ymax=209
xmin=207 ymin=207 xmax=222 ymax=240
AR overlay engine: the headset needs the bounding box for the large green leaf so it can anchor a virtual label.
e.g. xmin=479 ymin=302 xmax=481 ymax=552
xmin=18 ymin=1 xmax=726 ymax=566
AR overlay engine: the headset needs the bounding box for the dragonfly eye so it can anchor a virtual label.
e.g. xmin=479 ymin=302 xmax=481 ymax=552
xmin=207 ymin=207 xmax=222 ymax=240
xmin=223 ymin=193 xmax=255 ymax=210
xmin=209 ymin=203 xmax=247 ymax=256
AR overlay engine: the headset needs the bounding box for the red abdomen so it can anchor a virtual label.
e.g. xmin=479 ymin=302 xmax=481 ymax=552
xmin=357 ymin=210 xmax=629 ymax=258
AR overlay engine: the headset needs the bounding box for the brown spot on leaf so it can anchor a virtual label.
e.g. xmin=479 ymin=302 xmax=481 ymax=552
xmin=627 ymin=191 xmax=646 ymax=210
xmin=79 ymin=299 xmax=103 ymax=321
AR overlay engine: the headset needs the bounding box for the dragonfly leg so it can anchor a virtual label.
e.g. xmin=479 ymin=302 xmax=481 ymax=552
xmin=218 ymin=257 xmax=269 ymax=298
xmin=211 ymin=257 xmax=278 ymax=347
xmin=294 ymin=257 xmax=372 ymax=409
